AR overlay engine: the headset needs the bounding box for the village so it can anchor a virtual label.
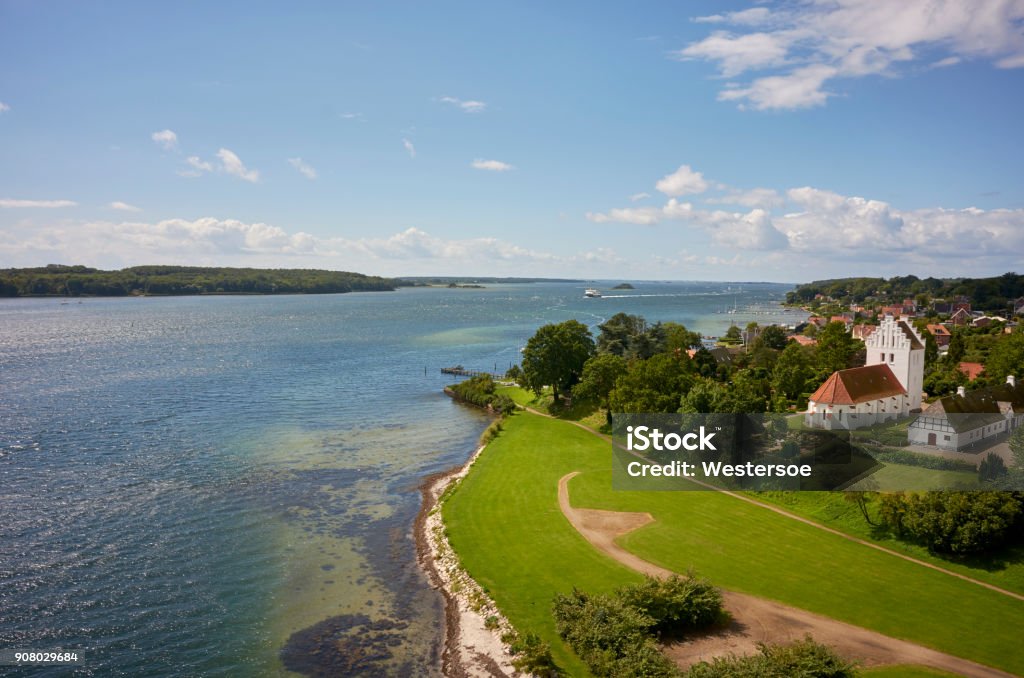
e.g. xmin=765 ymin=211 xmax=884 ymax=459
xmin=771 ymin=287 xmax=1024 ymax=465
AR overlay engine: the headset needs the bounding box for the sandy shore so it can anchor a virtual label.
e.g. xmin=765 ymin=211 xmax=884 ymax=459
xmin=415 ymin=445 xmax=516 ymax=678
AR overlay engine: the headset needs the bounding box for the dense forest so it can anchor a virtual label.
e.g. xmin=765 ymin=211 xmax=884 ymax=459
xmin=786 ymin=272 xmax=1024 ymax=310
xmin=0 ymin=265 xmax=402 ymax=297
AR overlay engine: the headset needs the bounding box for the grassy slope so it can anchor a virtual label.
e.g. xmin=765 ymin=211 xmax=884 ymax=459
xmin=571 ymin=468 xmax=1024 ymax=675
xmin=753 ymin=491 xmax=1024 ymax=595
xmin=445 ymin=406 xmax=1024 ymax=675
xmin=442 ymin=412 xmax=640 ymax=676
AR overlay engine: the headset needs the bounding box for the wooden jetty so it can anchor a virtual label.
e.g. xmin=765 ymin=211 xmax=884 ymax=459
xmin=440 ymin=365 xmax=502 ymax=378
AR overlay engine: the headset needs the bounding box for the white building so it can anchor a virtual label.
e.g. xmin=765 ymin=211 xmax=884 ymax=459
xmin=864 ymin=315 xmax=925 ymax=411
xmin=805 ymin=315 xmax=925 ymax=430
xmin=908 ymin=376 xmax=1024 ymax=452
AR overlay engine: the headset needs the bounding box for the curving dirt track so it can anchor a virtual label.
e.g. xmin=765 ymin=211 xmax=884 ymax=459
xmin=558 ymin=471 xmax=1018 ymax=678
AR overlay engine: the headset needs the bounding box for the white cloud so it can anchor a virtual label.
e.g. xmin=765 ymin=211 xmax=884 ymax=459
xmin=707 ymin=187 xmax=784 ymax=208
xmin=109 ymin=201 xmax=141 ymax=212
xmin=471 ymin=158 xmax=514 ymax=172
xmin=217 ymin=148 xmax=259 ymax=183
xmin=586 ymin=207 xmax=663 ymax=225
xmin=629 ymin=192 xmax=651 ymax=202
xmin=718 ymin=64 xmax=838 ymax=110
xmin=0 ymin=101 xmax=10 ymax=113
xmin=656 ymin=165 xmax=709 ymax=196
xmin=340 ymin=112 xmax=364 ymax=120
xmin=680 ymin=0 xmax=1024 ymax=110
xmin=676 ymin=31 xmax=790 ymax=77
xmin=1 ymin=198 xmax=77 ymax=208
xmin=403 ymin=138 xmax=416 ymax=158
xmin=439 ymin=96 xmax=487 ymax=113
xmin=694 ymin=7 xmax=772 ymax=26
xmin=151 ymin=129 xmax=178 ymax=150
xmin=288 ymin=157 xmax=317 ymax=180
xmin=177 ymin=156 xmax=214 ymax=178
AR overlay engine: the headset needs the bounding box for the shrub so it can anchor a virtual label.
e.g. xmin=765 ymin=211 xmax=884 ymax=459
xmin=685 ymin=637 xmax=856 ymax=677
xmin=507 ymin=631 xmax=561 ymax=677
xmin=616 ymin=575 xmax=726 ymax=638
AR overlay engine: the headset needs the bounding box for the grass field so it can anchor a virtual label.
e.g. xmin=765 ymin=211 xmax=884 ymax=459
xmin=444 ymin=409 xmax=1024 ymax=676
xmin=751 ymin=491 xmax=1024 ymax=595
xmin=442 ymin=411 xmax=640 ymax=676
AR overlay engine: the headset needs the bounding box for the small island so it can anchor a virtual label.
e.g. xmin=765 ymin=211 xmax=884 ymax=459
xmin=0 ymin=264 xmax=402 ymax=297
xmin=612 ymin=283 xmax=635 ymax=290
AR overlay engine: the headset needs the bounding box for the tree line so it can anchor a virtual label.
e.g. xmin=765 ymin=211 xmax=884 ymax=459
xmin=786 ymin=272 xmax=1024 ymax=311
xmin=0 ymin=264 xmax=401 ymax=297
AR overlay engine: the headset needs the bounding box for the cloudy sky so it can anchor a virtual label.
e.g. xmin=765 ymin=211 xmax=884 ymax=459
xmin=2 ymin=1 xmax=1023 ymax=281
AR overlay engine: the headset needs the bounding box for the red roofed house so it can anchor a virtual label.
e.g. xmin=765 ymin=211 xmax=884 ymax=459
xmin=926 ymin=324 xmax=951 ymax=348
xmin=958 ymin=362 xmax=985 ymax=381
xmin=790 ymin=334 xmax=817 ymax=346
xmin=806 ymin=315 xmax=925 ymax=430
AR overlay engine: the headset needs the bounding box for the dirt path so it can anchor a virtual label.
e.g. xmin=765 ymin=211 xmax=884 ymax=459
xmin=558 ymin=471 xmax=1018 ymax=678
xmin=522 ymin=405 xmax=1024 ymax=604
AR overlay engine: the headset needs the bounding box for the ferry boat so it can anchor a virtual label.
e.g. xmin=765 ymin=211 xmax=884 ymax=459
xmin=584 ymin=288 xmax=601 ymax=298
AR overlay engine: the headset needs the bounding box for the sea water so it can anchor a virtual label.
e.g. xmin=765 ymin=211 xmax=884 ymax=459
xmin=0 ymin=281 xmax=801 ymax=676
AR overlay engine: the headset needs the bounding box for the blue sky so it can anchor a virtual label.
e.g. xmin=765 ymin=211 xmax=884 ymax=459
xmin=2 ymin=0 xmax=1023 ymax=281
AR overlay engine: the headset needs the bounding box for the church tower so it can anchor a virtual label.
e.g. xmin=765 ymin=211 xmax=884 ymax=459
xmin=865 ymin=315 xmax=925 ymax=411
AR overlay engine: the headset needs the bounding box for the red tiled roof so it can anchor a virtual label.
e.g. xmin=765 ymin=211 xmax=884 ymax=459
xmin=926 ymin=324 xmax=950 ymax=337
xmin=809 ymin=364 xmax=907 ymax=405
xmin=790 ymin=335 xmax=817 ymax=346
xmin=958 ymin=362 xmax=985 ymax=381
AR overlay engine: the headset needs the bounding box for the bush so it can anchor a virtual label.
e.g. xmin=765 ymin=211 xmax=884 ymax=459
xmin=447 ymin=374 xmax=517 ymax=414
xmin=507 ymin=631 xmax=561 ymax=677
xmin=877 ymin=491 xmax=1022 ymax=554
xmin=685 ymin=637 xmax=856 ymax=677
xmin=867 ymin=447 xmax=976 ymax=473
xmin=553 ymin=575 xmax=727 ymax=677
xmin=617 ymin=575 xmax=726 ymax=638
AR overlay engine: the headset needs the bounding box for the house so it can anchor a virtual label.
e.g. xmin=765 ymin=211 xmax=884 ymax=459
xmin=830 ymin=315 xmax=854 ymax=330
xmin=958 ymin=362 xmax=985 ymax=381
xmin=805 ymin=315 xmax=925 ymax=429
xmin=908 ymin=376 xmax=1024 ymax=452
xmin=926 ymin=324 xmax=951 ymax=348
xmin=973 ymin=315 xmax=1006 ymax=328
xmin=851 ymin=324 xmax=877 ymax=342
xmin=949 ymin=307 xmax=972 ymax=326
xmin=789 ymin=334 xmax=817 ymax=347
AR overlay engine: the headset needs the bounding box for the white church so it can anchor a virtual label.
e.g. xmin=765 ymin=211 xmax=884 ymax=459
xmin=805 ymin=315 xmax=925 ymax=430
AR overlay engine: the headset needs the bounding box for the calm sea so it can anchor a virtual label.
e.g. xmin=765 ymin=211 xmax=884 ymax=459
xmin=0 ymin=281 xmax=801 ymax=676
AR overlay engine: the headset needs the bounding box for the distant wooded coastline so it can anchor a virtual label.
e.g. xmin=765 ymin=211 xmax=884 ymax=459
xmin=0 ymin=265 xmax=403 ymax=297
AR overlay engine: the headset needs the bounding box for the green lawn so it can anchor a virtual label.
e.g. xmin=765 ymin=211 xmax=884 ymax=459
xmin=751 ymin=490 xmax=1024 ymax=595
xmin=861 ymin=666 xmax=961 ymax=678
xmin=442 ymin=411 xmax=640 ymax=676
xmin=444 ymin=410 xmax=1024 ymax=676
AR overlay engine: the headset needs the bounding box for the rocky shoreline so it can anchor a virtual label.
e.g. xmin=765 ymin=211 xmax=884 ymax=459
xmin=415 ymin=446 xmax=516 ymax=677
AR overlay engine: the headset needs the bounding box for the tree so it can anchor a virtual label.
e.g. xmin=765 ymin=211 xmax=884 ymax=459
xmin=609 ymin=353 xmax=694 ymax=413
xmin=690 ymin=346 xmax=719 ymax=379
xmin=924 ymin=330 xmax=938 ymax=368
xmin=755 ymin=325 xmax=789 ymax=351
xmin=663 ymin=322 xmax=702 ymax=353
xmin=984 ymin=331 xmax=1024 ymax=383
xmin=521 ymin=320 xmax=595 ymax=403
xmin=947 ymin=329 xmax=966 ymax=364
xmin=1011 ymin=426 xmax=1024 ymax=470
xmin=815 ymin=321 xmax=858 ymax=375
xmin=978 ymin=453 xmax=1008 ymax=482
xmin=595 ymin=313 xmax=646 ymax=357
xmin=572 ymin=353 xmax=628 ymax=420
xmin=772 ymin=342 xmax=812 ymax=400
xmin=722 ymin=325 xmax=742 ymax=345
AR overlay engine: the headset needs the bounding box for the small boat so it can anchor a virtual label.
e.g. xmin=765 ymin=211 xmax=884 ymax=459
xmin=584 ymin=288 xmax=601 ymax=298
